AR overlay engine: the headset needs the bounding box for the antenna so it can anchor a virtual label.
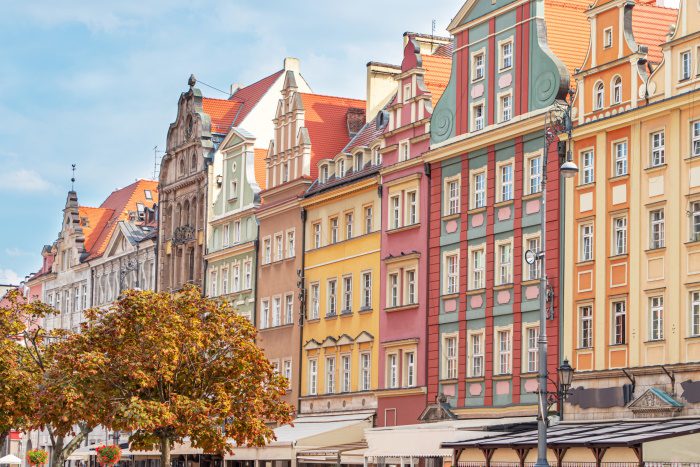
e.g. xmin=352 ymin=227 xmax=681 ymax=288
xmin=431 ymin=19 xmax=437 ymax=53
xmin=153 ymin=146 xmax=164 ymax=180
xmin=71 ymin=164 xmax=76 ymax=191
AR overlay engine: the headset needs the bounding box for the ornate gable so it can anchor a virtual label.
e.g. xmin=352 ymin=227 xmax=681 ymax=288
xmin=627 ymin=387 xmax=683 ymax=418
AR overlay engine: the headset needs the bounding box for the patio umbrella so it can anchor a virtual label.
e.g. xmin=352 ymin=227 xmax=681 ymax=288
xmin=0 ymin=454 xmax=22 ymax=464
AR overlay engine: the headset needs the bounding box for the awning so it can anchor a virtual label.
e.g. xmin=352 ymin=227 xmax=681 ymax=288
xmin=297 ymin=442 xmax=367 ymax=465
xmin=364 ymin=417 xmax=534 ymax=459
xmin=227 ymin=411 xmax=375 ymax=461
xmin=442 ymin=417 xmax=700 ymax=462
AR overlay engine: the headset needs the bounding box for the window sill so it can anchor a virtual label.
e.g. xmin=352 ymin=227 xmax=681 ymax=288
xmin=521 ymin=279 xmax=540 ymax=286
xmin=645 ymin=247 xmax=666 ymax=253
xmin=576 ymin=182 xmax=595 ymax=191
xmin=306 ymin=317 xmax=321 ymax=323
xmin=385 ymin=303 xmax=419 ymax=313
xmin=608 ymin=342 xmax=627 ymax=347
xmin=522 ymin=192 xmax=542 ymax=201
xmin=492 ymin=374 xmax=512 ymax=380
xmin=387 ymin=223 xmax=420 ymax=234
xmin=340 ymin=310 xmax=353 ymax=317
xmin=465 ymin=376 xmax=485 ymax=383
xmin=439 ymin=378 xmax=458 ymax=384
xmin=685 ymin=239 xmax=700 ymax=246
xmin=644 ymin=163 xmax=667 ymax=173
xmin=467 ymin=207 xmax=487 ymax=215
xmin=609 ymin=174 xmax=629 ymax=182
xmin=575 ymin=347 xmax=593 ymax=351
xmin=466 ymin=288 xmax=486 ymax=296
xmin=577 ymin=259 xmax=595 ymax=266
xmin=260 ymin=323 xmax=294 ymax=331
xmin=685 ymin=335 xmax=700 ymax=340
xmin=441 ymin=293 xmax=459 ymax=300
xmin=325 ymin=314 xmax=338 ymax=320
xmin=494 ymin=199 xmax=514 ymax=209
xmin=442 ymin=213 xmax=461 ymax=221
xmin=644 ymin=339 xmax=666 ymax=344
xmin=609 ymin=253 xmax=629 ymax=260
xmin=493 ymin=283 xmax=513 ymax=291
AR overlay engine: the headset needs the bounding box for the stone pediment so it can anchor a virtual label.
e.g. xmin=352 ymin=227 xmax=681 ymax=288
xmin=627 ymin=387 xmax=683 ymax=418
xmin=418 ymin=394 xmax=456 ymax=423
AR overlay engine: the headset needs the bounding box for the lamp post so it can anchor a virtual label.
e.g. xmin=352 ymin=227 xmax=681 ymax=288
xmin=529 ymin=94 xmax=577 ymax=467
xmin=557 ymin=359 xmax=574 ymax=420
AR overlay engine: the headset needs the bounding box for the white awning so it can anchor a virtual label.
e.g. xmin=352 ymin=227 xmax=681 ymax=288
xmin=364 ymin=417 xmax=535 ymax=459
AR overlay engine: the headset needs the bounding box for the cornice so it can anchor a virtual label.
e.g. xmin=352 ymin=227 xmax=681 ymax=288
xmin=204 ymin=241 xmax=256 ymax=261
xmin=301 ymin=175 xmax=379 ymax=208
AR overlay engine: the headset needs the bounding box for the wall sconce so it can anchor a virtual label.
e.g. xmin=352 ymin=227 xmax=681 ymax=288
xmin=216 ymin=175 xmax=223 ymax=187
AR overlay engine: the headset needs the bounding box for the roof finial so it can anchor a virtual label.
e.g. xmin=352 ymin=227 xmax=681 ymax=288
xmin=188 ymin=74 xmax=197 ymax=89
xmin=71 ymin=163 xmax=76 ymax=191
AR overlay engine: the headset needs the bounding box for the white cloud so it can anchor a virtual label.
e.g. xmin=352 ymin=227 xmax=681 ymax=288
xmin=0 ymin=268 xmax=21 ymax=285
xmin=0 ymin=169 xmax=53 ymax=193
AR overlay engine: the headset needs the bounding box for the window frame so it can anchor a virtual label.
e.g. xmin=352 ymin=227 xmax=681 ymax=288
xmin=580 ymin=149 xmax=595 ymax=185
xmin=498 ymin=91 xmax=513 ymax=123
xmin=649 ymin=208 xmax=665 ymax=249
xmin=611 ymin=75 xmax=622 ymax=105
xmin=361 ymin=271 xmax=372 ymax=309
xmin=578 ymin=305 xmax=593 ymax=348
xmin=603 ymin=27 xmax=613 ymax=49
xmin=594 ymin=80 xmax=605 ymax=110
xmin=613 ymin=140 xmax=628 ymax=177
xmin=497 ymin=161 xmax=514 ymax=203
xmin=468 ymin=331 xmax=485 ymax=378
xmin=309 ymin=282 xmax=320 ymax=320
xmin=308 ymin=358 xmax=318 ymax=395
xmin=692 ymin=120 xmax=700 ymax=157
xmin=496 ymin=328 xmax=512 ymax=375
xmin=444 ymin=251 xmax=459 ymax=295
xmin=495 ymin=239 xmax=513 ymax=286
xmin=444 ymin=175 xmax=461 ymax=215
xmin=325 ymin=356 xmax=336 ymax=394
xmin=470 ymin=246 xmax=486 ymax=290
xmin=472 ymin=101 xmax=485 ymax=132
xmin=472 ymin=169 xmax=486 ymax=209
xmin=327 ymin=278 xmax=337 ymax=317
xmin=442 ymin=334 xmax=458 ymax=380
xmin=612 ymin=300 xmax=627 ymax=345
xmin=360 ymin=352 xmax=371 ymax=391
xmin=690 ymin=291 xmax=700 ymax=337
xmin=650 ymin=130 xmax=665 ymax=167
xmin=526 ymin=152 xmax=543 ymax=195
xmin=612 ymin=215 xmax=628 ymax=256
xmin=650 ymin=295 xmax=664 ymax=341
xmin=579 ymin=222 xmax=594 ymax=262
xmin=471 ymin=50 xmax=485 ymax=82
xmin=499 ymin=39 xmax=513 ymax=71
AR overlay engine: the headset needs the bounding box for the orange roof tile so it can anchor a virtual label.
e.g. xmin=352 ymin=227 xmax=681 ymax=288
xmin=78 ymin=206 xmax=114 ymax=254
xmin=254 ymin=148 xmax=268 ymax=190
xmin=231 ymin=70 xmax=284 ymax=123
xmin=422 ymin=54 xmax=452 ymax=107
xmin=299 ymin=93 xmax=366 ymax=179
xmin=201 ymin=98 xmax=243 ymax=135
xmin=633 ymin=3 xmax=678 ymax=64
xmin=545 ymin=0 xmax=590 ymax=78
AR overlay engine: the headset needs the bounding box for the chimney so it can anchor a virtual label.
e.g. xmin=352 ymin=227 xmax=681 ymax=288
xmin=346 ymin=108 xmax=366 ymax=137
xmin=284 ymin=57 xmax=301 ymax=73
xmin=229 ymin=83 xmax=241 ymax=96
xmin=365 ymin=62 xmax=401 ymax=122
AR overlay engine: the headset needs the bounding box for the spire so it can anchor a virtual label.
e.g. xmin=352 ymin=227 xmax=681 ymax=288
xmin=71 ymin=163 xmax=76 ymax=191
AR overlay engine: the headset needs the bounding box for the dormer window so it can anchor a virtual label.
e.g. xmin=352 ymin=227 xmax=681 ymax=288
xmin=594 ymin=82 xmax=605 ymax=110
xmin=611 ymin=76 xmax=622 ymax=105
xmin=136 ymin=203 xmax=145 ymax=220
xmin=354 ymin=153 xmax=363 ymax=172
xmin=144 ymin=190 xmax=153 ymax=200
xmin=403 ymin=84 xmax=412 ymax=103
xmin=320 ymin=165 xmax=329 ymax=183
xmin=372 ymin=146 xmax=382 ymax=166
xmin=337 ymin=158 xmax=345 ymax=177
xmin=603 ymin=28 xmax=613 ymax=49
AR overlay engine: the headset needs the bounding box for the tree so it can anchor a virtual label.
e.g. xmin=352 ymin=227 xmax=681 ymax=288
xmin=61 ymin=286 xmax=293 ymax=467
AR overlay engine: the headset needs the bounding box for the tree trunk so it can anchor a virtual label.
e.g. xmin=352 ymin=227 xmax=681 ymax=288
xmin=51 ymin=426 xmax=90 ymax=467
xmin=0 ymin=430 xmax=9 ymax=456
xmin=159 ymin=435 xmax=171 ymax=467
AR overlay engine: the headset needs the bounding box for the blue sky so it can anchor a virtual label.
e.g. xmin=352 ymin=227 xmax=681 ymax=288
xmin=0 ymin=0 xmax=459 ymax=283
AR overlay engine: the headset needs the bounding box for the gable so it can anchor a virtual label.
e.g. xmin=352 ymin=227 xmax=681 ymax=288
xmin=449 ymin=0 xmax=520 ymax=31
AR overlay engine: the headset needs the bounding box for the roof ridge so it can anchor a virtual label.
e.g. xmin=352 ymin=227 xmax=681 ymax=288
xmin=234 ymin=69 xmax=284 ymax=97
xmin=299 ymin=92 xmax=365 ymax=103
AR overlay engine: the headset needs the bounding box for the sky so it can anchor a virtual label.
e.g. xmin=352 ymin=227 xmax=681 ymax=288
xmin=0 ymin=0 xmax=681 ymax=284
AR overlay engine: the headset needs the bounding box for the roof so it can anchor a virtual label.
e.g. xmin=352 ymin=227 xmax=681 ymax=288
xmin=545 ymin=0 xmax=591 ymax=76
xmin=632 ymin=3 xmax=678 ymax=64
xmin=254 ymin=148 xmax=268 ymax=190
xmin=299 ymin=93 xmax=366 ymax=179
xmin=84 ymin=179 xmax=159 ymax=260
xmin=202 ymin=98 xmax=242 ymax=135
xmin=443 ymin=418 xmax=700 ymax=449
xmin=422 ymin=54 xmax=452 ymax=107
xmin=343 ymin=117 xmax=384 ymax=154
xmin=230 ymin=70 xmax=284 ymax=123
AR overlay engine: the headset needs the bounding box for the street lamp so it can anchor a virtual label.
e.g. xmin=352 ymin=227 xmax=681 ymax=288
xmin=558 ymin=359 xmax=574 ymax=391
xmin=533 ymin=95 xmax=576 ymax=467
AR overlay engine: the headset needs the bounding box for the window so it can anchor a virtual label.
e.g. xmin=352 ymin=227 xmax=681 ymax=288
xmin=650 ymin=296 xmax=664 ymax=340
xmin=471 ymin=248 xmax=485 ymax=289
xmin=614 ymin=141 xmax=628 ymax=176
xmin=244 ymin=261 xmax=252 ymax=289
xmin=341 ymin=355 xmax=351 ymax=392
xmin=364 ymin=206 xmax=373 ymax=233
xmin=580 ymin=223 xmax=594 ymax=261
xmin=360 ymin=352 xmax=371 ymax=391
xmin=407 ymin=190 xmax=418 ymax=225
xmin=232 ymin=265 xmax=240 ymax=292
xmin=681 ymin=50 xmax=692 ymax=81
xmin=313 ymin=223 xmax=321 ymax=249
xmin=613 ymin=301 xmax=626 ymax=345
xmin=473 ymin=103 xmax=485 ymax=131
xmin=405 ymin=269 xmax=417 ymax=305
xmin=354 ymin=153 xmax=363 ymax=172
xmin=693 ymin=121 xmax=700 ymax=157
xmin=337 ymin=158 xmax=345 ymax=177
xmin=497 ymin=242 xmax=513 ymax=285
xmin=579 ymin=306 xmax=593 ymax=348
xmin=500 ymin=94 xmax=512 ymax=123
xmin=342 ymin=276 xmax=352 ymax=313
xmin=526 ymin=326 xmax=539 ymax=373
xmin=345 ymin=213 xmax=353 ymax=239
xmin=613 ymin=217 xmax=627 ymax=255
xmin=361 ymin=272 xmax=372 ymax=309
xmin=594 ymin=81 xmax=604 ymax=110
xmin=500 ymin=41 xmax=513 ymax=70
xmin=308 ymin=359 xmax=318 ymax=395
xmin=499 ymin=163 xmax=513 ymax=202
xmin=327 ymin=279 xmax=337 ymax=316
xmin=222 ymin=225 xmax=230 ymax=248
xmin=389 ymin=272 xmax=399 ymax=307
xmin=144 ymin=189 xmax=153 ymax=200
xmin=285 ymin=293 xmax=294 ymax=324
xmin=233 ymin=220 xmax=241 ymax=243
xmin=445 ymin=253 xmax=459 ymax=294
xmin=443 ymin=335 xmax=458 ymax=379
xmin=209 ymin=270 xmax=218 ymax=296
xmin=272 ymin=297 xmax=281 ymax=327
xmin=320 ymin=165 xmax=329 ymax=183
xmin=604 ymin=27 xmax=612 ymax=48
xmin=581 ymin=150 xmax=594 ymax=184
xmin=470 ymin=333 xmax=484 ymax=377
xmin=281 ymin=162 xmax=289 ymax=183
xmin=390 ymin=195 xmax=401 ymax=229
xmin=650 ymin=131 xmax=665 ymax=167
xmin=691 ymin=201 xmax=700 ymax=241
xmin=528 ymin=154 xmax=543 ymax=194
xmin=612 ymin=76 xmax=622 ymax=105
xmin=283 ymin=360 xmax=292 ymax=387
xmin=73 ymin=287 xmax=79 ymax=313
xmin=446 ymin=178 xmax=461 ymax=215
xmin=403 ymin=83 xmax=412 ymax=102
xmin=275 ymin=234 xmax=283 ymax=261
xmin=373 ymin=146 xmax=382 ymax=166
xmin=287 ymin=230 xmax=295 ymax=258
xmin=310 ymin=283 xmax=320 ymax=319
xmin=221 ymin=268 xmax=229 ymax=295
xmin=526 ymin=236 xmax=541 ymax=280
xmin=230 ymin=179 xmax=239 ymax=199
xmin=387 ymin=354 xmax=398 ymax=388
xmin=473 ymin=52 xmax=485 ymax=81
xmin=497 ymin=329 xmax=512 ymax=375
xmin=691 ymin=291 xmax=700 ymax=337
xmin=473 ymin=171 xmax=485 ymax=208
xmin=330 ymin=217 xmax=339 ymax=244
xmin=81 ymin=284 xmax=87 ymax=309
xmin=326 ymin=357 xmax=336 ymax=394
xmin=263 ymin=238 xmax=271 ymax=263
xmin=650 ymin=209 xmax=665 ymax=249
xmin=399 ymin=140 xmax=410 ymax=162
xmin=260 ymin=299 xmax=270 ymax=329
xmin=404 ymin=352 xmax=416 ymax=387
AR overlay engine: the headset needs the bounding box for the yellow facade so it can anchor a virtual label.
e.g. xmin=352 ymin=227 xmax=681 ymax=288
xmin=299 ymin=175 xmax=381 ymax=414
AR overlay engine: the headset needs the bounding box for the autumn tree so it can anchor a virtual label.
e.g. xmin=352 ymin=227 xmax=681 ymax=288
xmin=60 ymin=286 xmax=293 ymax=467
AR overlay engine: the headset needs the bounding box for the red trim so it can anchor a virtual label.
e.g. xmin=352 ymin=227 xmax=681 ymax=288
xmin=511 ymin=137 xmax=525 ymax=404
xmin=427 ymin=163 xmax=443 ymax=402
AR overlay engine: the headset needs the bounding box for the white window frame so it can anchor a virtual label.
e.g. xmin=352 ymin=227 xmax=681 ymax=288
xmin=387 ymin=353 xmax=398 ymax=389
xmin=581 ymin=149 xmax=595 ymax=185
xmin=650 ymin=208 xmax=665 ymax=249
xmin=613 ymin=216 xmax=628 ymax=256
xmin=442 ymin=334 xmax=458 ymax=380
xmin=612 ymin=300 xmax=626 ymax=345
xmin=285 ymin=293 xmax=294 ymax=325
xmin=650 ymin=130 xmax=665 ymax=167
xmin=272 ymin=296 xmax=281 ymax=327
xmin=221 ymin=267 xmax=229 ymax=295
xmin=325 ymin=356 xmax=336 ymax=394
xmin=692 ymin=121 xmax=700 ymax=157
xmin=345 ymin=212 xmax=353 ymax=240
xmin=403 ymin=83 xmax=412 ymax=103
xmin=364 ymin=205 xmax=373 ymax=234
xmin=405 ymin=268 xmax=417 ymax=305
xmin=309 ymin=282 xmax=320 ymax=319
xmin=330 ymin=217 xmax=339 ymax=244
xmin=404 ymin=351 xmax=416 ymax=387
xmin=497 ymin=161 xmax=514 ymax=202
xmin=444 ymin=251 xmax=459 ymax=295
xmin=472 ymin=50 xmax=485 ymax=81
xmin=327 ymin=278 xmax=337 ymax=317
xmin=468 ymin=331 xmax=484 ymax=378
xmin=496 ymin=328 xmax=512 ymax=375
xmin=690 ymin=291 xmax=700 ymax=337
xmin=681 ymin=50 xmax=692 ymax=81
xmin=611 ymin=76 xmax=622 ymax=105
xmin=388 ymin=271 xmax=400 ymax=308
xmin=526 ymin=152 xmax=543 ymax=195
xmin=499 ymin=92 xmax=513 ymax=123
xmin=444 ymin=175 xmax=461 ymax=216
xmin=342 ymin=275 xmax=352 ymax=313
xmin=287 ymin=229 xmax=296 ymax=258
xmin=580 ymin=223 xmax=594 ymax=262
xmin=308 ymin=358 xmax=318 ymax=395
xmin=470 ymin=246 xmax=485 ymax=290
xmin=275 ymin=233 xmax=283 ymax=261
xmin=691 ymin=201 xmax=700 ymax=242
xmin=495 ymin=240 xmax=513 ymax=286
xmin=614 ymin=141 xmax=628 ymax=177
xmin=500 ymin=39 xmax=513 ymax=71
xmin=243 ymin=260 xmax=252 ymax=290
xmin=603 ymin=27 xmax=613 ymax=49
xmin=525 ymin=234 xmax=541 ymax=281
xmin=360 ymin=352 xmax=371 ymax=391
xmin=472 ymin=101 xmax=485 ymax=132
xmin=263 ymin=237 xmax=272 ymax=264
xmin=233 ymin=220 xmax=241 ymax=243
xmin=406 ymin=190 xmax=418 ymax=225
xmin=650 ymin=296 xmax=664 ymax=341
xmin=472 ymin=170 xmax=486 ymax=209
xmin=525 ymin=325 xmax=539 ymax=373
xmin=313 ymin=222 xmax=322 ymax=249
xmin=399 ymin=140 xmax=410 ymax=162
xmin=390 ymin=194 xmax=402 ymax=229
xmin=579 ymin=305 xmax=593 ymax=348
xmin=209 ymin=270 xmax=218 ymax=297
xmin=223 ymin=224 xmax=230 ymax=248
xmin=594 ymin=81 xmax=605 ymax=110
xmin=260 ymin=299 xmax=270 ymax=329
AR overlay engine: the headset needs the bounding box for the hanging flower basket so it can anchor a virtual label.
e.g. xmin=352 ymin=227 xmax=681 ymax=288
xmin=26 ymin=449 xmax=49 ymax=467
xmin=95 ymin=445 xmax=122 ymax=467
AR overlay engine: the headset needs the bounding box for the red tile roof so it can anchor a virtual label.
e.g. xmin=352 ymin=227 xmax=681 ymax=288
xmin=545 ymin=0 xmax=591 ymax=77
xmin=79 ymin=206 xmax=114 ymax=254
xmin=633 ymin=3 xmax=678 ymax=64
xmin=231 ymin=70 xmax=284 ymax=123
xmin=254 ymin=148 xmax=268 ymax=190
xmin=202 ymin=98 xmax=243 ymax=135
xmin=299 ymin=93 xmax=366 ymax=179
xmin=343 ymin=119 xmax=384 ymax=155
xmin=422 ymin=54 xmax=452 ymax=107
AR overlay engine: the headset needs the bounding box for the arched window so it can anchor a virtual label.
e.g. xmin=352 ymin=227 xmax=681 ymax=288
xmin=179 ymin=158 xmax=185 ymax=176
xmin=611 ymin=76 xmax=622 ymax=105
xmin=191 ymin=153 xmax=197 ymax=171
xmin=594 ymin=81 xmax=605 ymax=110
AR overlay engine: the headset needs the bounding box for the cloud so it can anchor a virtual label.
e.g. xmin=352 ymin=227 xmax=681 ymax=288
xmin=5 ymin=248 xmax=32 ymax=257
xmin=0 ymin=169 xmax=54 ymax=193
xmin=0 ymin=268 xmax=21 ymax=285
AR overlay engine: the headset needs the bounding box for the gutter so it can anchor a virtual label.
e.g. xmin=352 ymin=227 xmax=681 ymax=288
xmin=298 ymin=206 xmax=307 ymax=415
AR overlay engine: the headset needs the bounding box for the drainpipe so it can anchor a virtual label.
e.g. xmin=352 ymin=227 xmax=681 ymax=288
xmin=154 ymin=198 xmax=161 ymax=292
xmin=252 ymin=220 xmax=260 ymax=327
xmin=298 ymin=207 xmax=307 ymax=415
xmin=423 ymin=162 xmax=432 ymax=403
